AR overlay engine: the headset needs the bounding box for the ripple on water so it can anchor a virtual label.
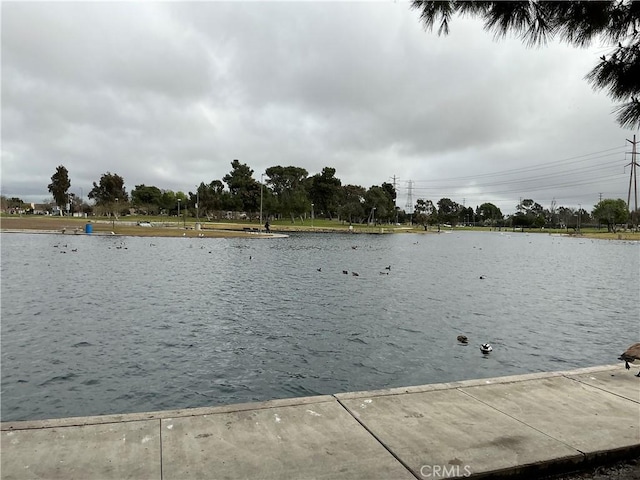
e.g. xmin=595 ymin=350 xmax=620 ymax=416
xmin=1 ymin=232 xmax=638 ymax=421
xmin=39 ymin=373 xmax=78 ymax=387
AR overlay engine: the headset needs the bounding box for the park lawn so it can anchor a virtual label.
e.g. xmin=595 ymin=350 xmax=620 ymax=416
xmin=0 ymin=215 xmax=408 ymax=236
xmin=1 ymin=215 xmax=638 ymax=240
xmin=0 ymin=216 xmax=258 ymax=238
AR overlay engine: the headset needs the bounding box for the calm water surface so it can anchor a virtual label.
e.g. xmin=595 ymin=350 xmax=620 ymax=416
xmin=1 ymin=231 xmax=638 ymax=421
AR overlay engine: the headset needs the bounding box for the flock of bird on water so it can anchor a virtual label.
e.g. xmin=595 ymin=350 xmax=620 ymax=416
xmin=50 ymin=240 xmax=640 ymax=376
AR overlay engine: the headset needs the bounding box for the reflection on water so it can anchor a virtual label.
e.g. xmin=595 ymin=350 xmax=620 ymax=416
xmin=1 ymin=231 xmax=638 ymax=421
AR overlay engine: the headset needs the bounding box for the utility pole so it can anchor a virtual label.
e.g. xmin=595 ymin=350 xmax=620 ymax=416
xmin=578 ymin=204 xmax=582 ymax=233
xmin=391 ymin=175 xmax=399 ymax=224
xmin=260 ymin=173 xmax=265 ymax=233
xmin=626 ymin=135 xmax=639 ymax=229
xmin=196 ymin=188 xmax=199 ymax=223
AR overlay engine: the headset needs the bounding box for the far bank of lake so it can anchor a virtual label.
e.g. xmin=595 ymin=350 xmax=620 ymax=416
xmin=2 ymin=214 xmax=639 ymax=240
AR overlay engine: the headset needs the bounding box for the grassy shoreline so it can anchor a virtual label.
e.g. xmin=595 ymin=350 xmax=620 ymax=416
xmin=1 ymin=215 xmax=639 ymax=240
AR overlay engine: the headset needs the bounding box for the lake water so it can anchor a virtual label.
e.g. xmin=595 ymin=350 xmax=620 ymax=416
xmin=1 ymin=230 xmax=638 ymax=422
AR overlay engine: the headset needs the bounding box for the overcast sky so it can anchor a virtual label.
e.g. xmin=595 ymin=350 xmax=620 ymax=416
xmin=2 ymin=2 xmax=637 ymax=214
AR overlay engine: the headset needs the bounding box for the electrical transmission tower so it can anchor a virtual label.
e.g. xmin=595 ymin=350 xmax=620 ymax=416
xmin=627 ymin=135 xmax=638 ymax=229
xmin=405 ymin=180 xmax=414 ymax=214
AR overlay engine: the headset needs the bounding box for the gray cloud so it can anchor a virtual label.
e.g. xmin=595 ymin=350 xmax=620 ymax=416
xmin=1 ymin=2 xmax=631 ymax=213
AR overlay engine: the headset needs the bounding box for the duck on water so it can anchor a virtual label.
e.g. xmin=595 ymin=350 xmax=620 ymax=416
xmin=480 ymin=343 xmax=493 ymax=354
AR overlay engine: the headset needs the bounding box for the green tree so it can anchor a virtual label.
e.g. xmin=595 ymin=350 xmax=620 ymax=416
xmin=592 ymin=198 xmax=629 ymax=232
xmin=513 ymin=199 xmax=545 ymax=229
xmin=131 ymin=184 xmax=162 ymax=215
xmin=47 ymin=165 xmax=71 ymax=215
xmin=307 ymin=167 xmax=342 ymax=219
xmin=381 ymin=182 xmax=399 ymax=223
xmin=532 ymin=213 xmax=546 ymax=229
xmin=381 ymin=182 xmax=397 ymax=205
xmin=222 ymin=159 xmax=260 ymax=212
xmin=88 ymin=172 xmax=128 ymax=217
xmin=338 ymin=185 xmax=366 ymax=223
xmin=191 ymin=180 xmax=228 ymax=219
xmin=159 ymin=190 xmax=177 ymax=215
xmin=512 ymin=212 xmax=533 ymax=228
xmin=476 ymin=202 xmax=503 ymax=225
xmin=156 ymin=190 xmax=188 ymax=216
xmin=88 ymin=172 xmax=127 ymax=205
xmin=556 ymin=206 xmax=575 ymax=228
xmin=517 ymin=199 xmax=544 ymax=218
xmin=265 ymin=165 xmax=309 ymax=222
xmin=513 ymin=198 xmax=546 ymax=228
xmin=411 ymin=1 xmax=640 ymax=128
xmin=414 ymin=198 xmax=436 ymax=228
xmin=5 ymin=196 xmax=24 ymax=211
xmin=437 ymin=197 xmax=461 ymax=225
xmin=459 ymin=206 xmax=474 ymax=225
xmin=364 ymin=185 xmax=396 ymax=223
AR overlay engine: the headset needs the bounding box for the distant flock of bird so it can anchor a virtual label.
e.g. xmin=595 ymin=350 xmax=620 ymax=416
xmin=52 ymin=243 xmax=77 ymax=253
xmin=314 ymin=264 xmax=393 ymax=277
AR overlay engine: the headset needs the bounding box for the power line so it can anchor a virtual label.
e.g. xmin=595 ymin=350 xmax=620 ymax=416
xmin=398 ymin=144 xmax=630 ymax=212
xmin=412 ymin=151 xmax=624 ymax=185
xmin=411 ymin=159 xmax=621 ymax=191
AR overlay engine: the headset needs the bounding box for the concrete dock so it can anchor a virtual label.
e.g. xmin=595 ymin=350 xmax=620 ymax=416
xmin=2 ymin=364 xmax=639 ymax=479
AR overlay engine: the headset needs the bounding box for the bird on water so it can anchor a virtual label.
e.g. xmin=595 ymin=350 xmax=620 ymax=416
xmin=480 ymin=343 xmax=493 ymax=354
xmin=457 ymin=335 xmax=468 ymax=344
xmin=619 ymin=343 xmax=640 ymax=377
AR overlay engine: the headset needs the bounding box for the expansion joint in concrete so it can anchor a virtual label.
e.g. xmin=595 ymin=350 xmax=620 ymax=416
xmin=563 ymin=373 xmax=640 ymax=404
xmin=332 ymin=394 xmax=421 ymax=480
xmin=159 ymin=419 xmax=164 ymax=480
xmin=455 ymin=386 xmax=582 ymax=455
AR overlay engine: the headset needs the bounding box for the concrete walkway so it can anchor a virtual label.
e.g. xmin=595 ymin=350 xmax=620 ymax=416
xmin=2 ymin=364 xmax=639 ymax=479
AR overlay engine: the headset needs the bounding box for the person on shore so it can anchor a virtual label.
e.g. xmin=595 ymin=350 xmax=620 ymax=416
xmin=265 ymin=221 xmax=270 ymax=233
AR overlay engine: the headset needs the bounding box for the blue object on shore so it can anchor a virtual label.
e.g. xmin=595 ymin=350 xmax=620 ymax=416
xmin=85 ymin=223 xmax=93 ymax=234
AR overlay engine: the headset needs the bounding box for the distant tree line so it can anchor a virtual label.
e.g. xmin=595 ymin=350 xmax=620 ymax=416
xmin=43 ymin=160 xmax=401 ymax=225
xmin=2 ymin=161 xmax=636 ymax=231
